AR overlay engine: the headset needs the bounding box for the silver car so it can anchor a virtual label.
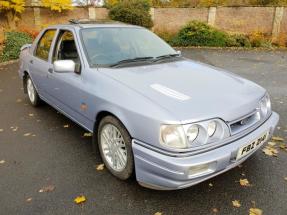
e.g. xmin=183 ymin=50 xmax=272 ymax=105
xmin=19 ymin=21 xmax=279 ymax=190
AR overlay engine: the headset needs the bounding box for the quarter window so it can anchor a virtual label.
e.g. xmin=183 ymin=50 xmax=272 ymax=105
xmin=35 ymin=30 xmax=56 ymax=61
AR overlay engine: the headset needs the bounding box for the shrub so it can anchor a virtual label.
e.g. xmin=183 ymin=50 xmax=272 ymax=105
xmin=227 ymin=34 xmax=252 ymax=47
xmin=0 ymin=31 xmax=33 ymax=62
xmin=109 ymin=0 xmax=153 ymax=28
xmin=248 ymin=31 xmax=272 ymax=48
xmin=171 ymin=21 xmax=230 ymax=47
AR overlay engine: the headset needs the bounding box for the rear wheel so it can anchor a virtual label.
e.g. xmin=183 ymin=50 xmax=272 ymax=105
xmin=97 ymin=116 xmax=134 ymax=180
xmin=26 ymin=76 xmax=41 ymax=106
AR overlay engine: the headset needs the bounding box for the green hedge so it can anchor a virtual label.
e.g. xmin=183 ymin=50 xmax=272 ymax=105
xmin=109 ymin=0 xmax=153 ymax=28
xmin=1 ymin=32 xmax=33 ymax=62
xmin=170 ymin=21 xmax=253 ymax=47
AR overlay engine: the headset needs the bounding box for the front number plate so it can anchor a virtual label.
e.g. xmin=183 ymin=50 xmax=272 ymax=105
xmin=236 ymin=132 xmax=269 ymax=160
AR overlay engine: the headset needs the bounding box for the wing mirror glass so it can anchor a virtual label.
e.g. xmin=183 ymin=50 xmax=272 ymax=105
xmin=53 ymin=60 xmax=75 ymax=73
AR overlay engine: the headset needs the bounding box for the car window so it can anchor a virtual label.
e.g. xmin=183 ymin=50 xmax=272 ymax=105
xmin=81 ymin=27 xmax=177 ymax=66
xmin=53 ymin=30 xmax=80 ymax=63
xmin=35 ymin=29 xmax=57 ymax=61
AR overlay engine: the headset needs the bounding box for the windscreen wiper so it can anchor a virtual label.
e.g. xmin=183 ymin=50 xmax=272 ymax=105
xmin=110 ymin=57 xmax=154 ymax=67
xmin=153 ymin=53 xmax=181 ymax=62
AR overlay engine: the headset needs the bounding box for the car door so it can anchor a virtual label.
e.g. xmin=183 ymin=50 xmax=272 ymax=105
xmin=46 ymin=29 xmax=93 ymax=130
xmin=29 ymin=29 xmax=57 ymax=97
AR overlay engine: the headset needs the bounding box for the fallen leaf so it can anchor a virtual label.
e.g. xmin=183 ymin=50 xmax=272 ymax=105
xmin=154 ymin=212 xmax=163 ymax=215
xmin=212 ymin=208 xmax=219 ymax=213
xmin=232 ymin=200 xmax=241 ymax=208
xmin=16 ymin=99 xmax=22 ymax=103
xmin=271 ymin=136 xmax=284 ymax=142
xmin=24 ymin=133 xmax=31 ymax=137
xmin=249 ymin=207 xmax=263 ymax=215
xmin=239 ymin=178 xmax=251 ymax=187
xmin=209 ymin=183 xmax=213 ymax=187
xmin=83 ymin=132 xmax=92 ymax=137
xmin=74 ymin=195 xmax=86 ymax=204
xmin=38 ymin=185 xmax=55 ymax=193
xmin=262 ymin=146 xmax=278 ymax=157
xmin=63 ymin=124 xmax=70 ymax=128
xmin=0 ymin=160 xmax=5 ymax=164
xmin=267 ymin=141 xmax=276 ymax=146
xmin=26 ymin=197 xmax=32 ymax=202
xmin=284 ymin=177 xmax=287 ymax=181
xmin=0 ymin=129 xmax=3 ymax=132
xmin=29 ymin=113 xmax=34 ymax=117
xmin=96 ymin=164 xmax=105 ymax=171
xmin=12 ymin=127 xmax=18 ymax=132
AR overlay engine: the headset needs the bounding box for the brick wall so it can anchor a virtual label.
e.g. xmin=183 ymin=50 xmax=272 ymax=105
xmin=0 ymin=6 xmax=287 ymax=43
xmin=153 ymin=8 xmax=209 ymax=33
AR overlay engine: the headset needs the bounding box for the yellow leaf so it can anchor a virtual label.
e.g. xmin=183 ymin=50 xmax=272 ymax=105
xmin=249 ymin=207 xmax=263 ymax=215
xmin=96 ymin=164 xmax=105 ymax=171
xmin=232 ymin=200 xmax=241 ymax=208
xmin=74 ymin=195 xmax=86 ymax=204
xmin=212 ymin=208 xmax=219 ymax=213
xmin=63 ymin=124 xmax=69 ymax=128
xmin=262 ymin=146 xmax=278 ymax=157
xmin=267 ymin=141 xmax=276 ymax=146
xmin=0 ymin=129 xmax=3 ymax=132
xmin=271 ymin=136 xmax=284 ymax=142
xmin=83 ymin=132 xmax=92 ymax=137
xmin=0 ymin=160 xmax=5 ymax=164
xmin=284 ymin=177 xmax=287 ymax=181
xmin=239 ymin=178 xmax=250 ymax=187
xmin=208 ymin=183 xmax=213 ymax=187
xmin=16 ymin=99 xmax=22 ymax=102
xmin=29 ymin=113 xmax=34 ymax=117
xmin=154 ymin=212 xmax=163 ymax=215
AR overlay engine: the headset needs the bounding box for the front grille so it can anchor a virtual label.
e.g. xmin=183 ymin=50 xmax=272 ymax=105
xmin=229 ymin=110 xmax=261 ymax=135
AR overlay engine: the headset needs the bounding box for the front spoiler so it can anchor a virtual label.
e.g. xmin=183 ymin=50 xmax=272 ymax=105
xmin=132 ymin=112 xmax=279 ymax=190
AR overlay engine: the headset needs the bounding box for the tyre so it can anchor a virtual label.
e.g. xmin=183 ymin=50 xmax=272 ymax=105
xmin=26 ymin=76 xmax=41 ymax=106
xmin=97 ymin=116 xmax=134 ymax=180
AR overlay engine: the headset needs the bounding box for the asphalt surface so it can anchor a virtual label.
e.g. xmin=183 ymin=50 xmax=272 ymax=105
xmin=0 ymin=49 xmax=286 ymax=215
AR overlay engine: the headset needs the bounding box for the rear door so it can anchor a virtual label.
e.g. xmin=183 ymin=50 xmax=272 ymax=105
xmin=29 ymin=29 xmax=57 ymax=97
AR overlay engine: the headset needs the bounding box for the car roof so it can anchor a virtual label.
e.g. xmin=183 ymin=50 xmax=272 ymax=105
xmin=49 ymin=20 xmax=142 ymax=29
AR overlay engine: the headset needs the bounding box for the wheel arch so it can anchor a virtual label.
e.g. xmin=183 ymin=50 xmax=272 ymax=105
xmin=93 ymin=109 xmax=133 ymax=140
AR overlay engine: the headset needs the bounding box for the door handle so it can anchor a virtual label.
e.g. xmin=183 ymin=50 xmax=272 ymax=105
xmin=48 ymin=68 xmax=53 ymax=73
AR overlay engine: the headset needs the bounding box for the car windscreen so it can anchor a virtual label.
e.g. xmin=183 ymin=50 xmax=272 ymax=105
xmin=80 ymin=27 xmax=177 ymax=67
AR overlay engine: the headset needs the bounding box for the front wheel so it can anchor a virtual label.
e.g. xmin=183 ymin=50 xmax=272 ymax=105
xmin=97 ymin=116 xmax=134 ymax=180
xmin=26 ymin=76 xmax=41 ymax=106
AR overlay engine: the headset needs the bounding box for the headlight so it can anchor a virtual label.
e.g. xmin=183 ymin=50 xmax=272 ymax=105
xmin=183 ymin=119 xmax=229 ymax=147
xmin=160 ymin=125 xmax=187 ymax=149
xmin=186 ymin=125 xmax=199 ymax=142
xmin=207 ymin=121 xmax=217 ymax=137
xmin=260 ymin=93 xmax=271 ymax=118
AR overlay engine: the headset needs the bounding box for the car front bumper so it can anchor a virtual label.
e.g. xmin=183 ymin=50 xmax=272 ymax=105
xmin=132 ymin=112 xmax=279 ymax=190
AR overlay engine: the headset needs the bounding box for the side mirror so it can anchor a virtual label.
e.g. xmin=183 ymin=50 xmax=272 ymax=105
xmin=54 ymin=60 xmax=75 ymax=73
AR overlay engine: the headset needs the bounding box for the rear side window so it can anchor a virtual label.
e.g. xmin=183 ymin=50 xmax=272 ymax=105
xmin=35 ymin=30 xmax=56 ymax=61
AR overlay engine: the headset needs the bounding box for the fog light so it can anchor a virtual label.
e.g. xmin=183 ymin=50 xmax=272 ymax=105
xmin=188 ymin=162 xmax=215 ymax=177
